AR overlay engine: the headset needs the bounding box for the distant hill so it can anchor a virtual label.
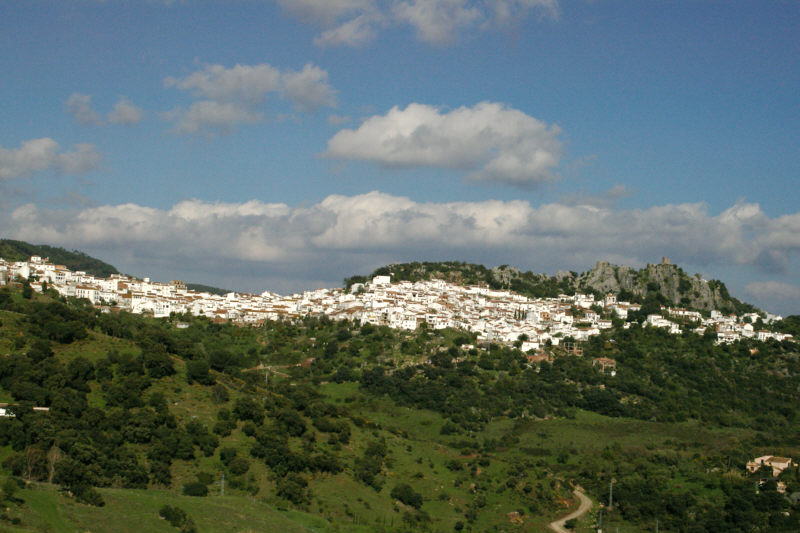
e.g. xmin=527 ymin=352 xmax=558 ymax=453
xmin=347 ymin=260 xmax=758 ymax=315
xmin=0 ymin=239 xmax=119 ymax=278
xmin=1 ymin=239 xmax=233 ymax=295
xmin=185 ymin=283 xmax=231 ymax=296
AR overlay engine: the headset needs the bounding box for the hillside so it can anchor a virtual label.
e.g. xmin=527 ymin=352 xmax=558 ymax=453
xmin=0 ymin=283 xmax=798 ymax=532
xmin=0 ymin=240 xmax=231 ymax=296
xmin=184 ymin=283 xmax=231 ymax=296
xmin=0 ymin=239 xmax=119 ymax=279
xmin=348 ymin=260 xmax=757 ymax=315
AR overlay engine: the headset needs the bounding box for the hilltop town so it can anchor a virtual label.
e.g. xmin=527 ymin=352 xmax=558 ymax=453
xmin=0 ymin=255 xmax=792 ymax=349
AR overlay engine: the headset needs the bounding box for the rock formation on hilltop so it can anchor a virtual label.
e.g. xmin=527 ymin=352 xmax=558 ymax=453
xmin=356 ymin=259 xmax=756 ymax=315
xmin=575 ymin=260 xmax=741 ymax=313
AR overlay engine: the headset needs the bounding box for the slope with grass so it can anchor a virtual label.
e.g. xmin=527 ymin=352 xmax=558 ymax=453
xmin=0 ymin=284 xmax=798 ymax=532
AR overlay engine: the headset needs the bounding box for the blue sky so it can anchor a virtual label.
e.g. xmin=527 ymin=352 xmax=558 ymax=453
xmin=1 ymin=1 xmax=799 ymax=315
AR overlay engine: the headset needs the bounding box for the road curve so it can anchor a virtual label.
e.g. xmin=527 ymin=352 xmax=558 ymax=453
xmin=548 ymin=489 xmax=593 ymax=533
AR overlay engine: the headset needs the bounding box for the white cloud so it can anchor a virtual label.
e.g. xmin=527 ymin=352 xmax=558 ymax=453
xmin=275 ymin=0 xmax=375 ymax=25
xmin=164 ymin=101 xmax=262 ymax=136
xmin=393 ymin=0 xmax=481 ymax=44
xmin=5 ymin=193 xmax=800 ymax=300
xmin=65 ymin=93 xmax=103 ymax=125
xmin=164 ymin=62 xmax=336 ymax=135
xmin=165 ymin=63 xmax=282 ymax=104
xmin=325 ymin=102 xmax=563 ymax=187
xmin=276 ymin=0 xmax=559 ymax=47
xmin=0 ymin=138 xmax=102 ymax=181
xmin=282 ymin=64 xmax=338 ymax=112
xmin=107 ymin=97 xmax=144 ymax=124
xmin=314 ymin=13 xmax=381 ymax=47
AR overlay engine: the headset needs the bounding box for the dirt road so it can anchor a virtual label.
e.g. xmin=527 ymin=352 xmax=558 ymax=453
xmin=548 ymin=489 xmax=592 ymax=533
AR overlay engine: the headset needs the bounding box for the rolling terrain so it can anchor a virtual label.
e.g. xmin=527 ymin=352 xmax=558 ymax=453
xmin=0 ymin=246 xmax=798 ymax=531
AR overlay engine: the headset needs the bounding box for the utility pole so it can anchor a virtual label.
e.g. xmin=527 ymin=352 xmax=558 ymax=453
xmin=655 ymin=518 xmax=659 ymax=533
xmin=221 ymin=473 xmax=225 ymax=496
xmin=609 ymin=480 xmax=614 ymax=509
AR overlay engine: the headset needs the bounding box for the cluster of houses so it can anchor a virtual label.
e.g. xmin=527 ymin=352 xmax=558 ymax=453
xmin=0 ymin=256 xmax=792 ymax=350
xmin=746 ymin=455 xmax=795 ymax=493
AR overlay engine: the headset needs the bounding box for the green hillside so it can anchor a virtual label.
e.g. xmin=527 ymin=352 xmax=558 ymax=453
xmin=0 ymin=239 xmax=119 ymax=279
xmin=185 ymin=283 xmax=231 ymax=296
xmin=0 ymin=284 xmax=798 ymax=531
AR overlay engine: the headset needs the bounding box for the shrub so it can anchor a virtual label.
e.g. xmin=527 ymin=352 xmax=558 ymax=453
xmin=182 ymin=482 xmax=208 ymax=497
xmin=159 ymin=505 xmax=187 ymax=527
xmin=391 ymin=483 xmax=423 ymax=509
xmin=219 ymin=446 xmax=237 ymax=465
xmin=73 ymin=484 xmax=105 ymax=506
xmin=228 ymin=457 xmax=250 ymax=476
xmin=195 ymin=471 xmax=214 ymax=485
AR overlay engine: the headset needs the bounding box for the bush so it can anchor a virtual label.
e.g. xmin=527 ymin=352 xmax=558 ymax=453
xmin=196 ymin=471 xmax=214 ymax=485
xmin=228 ymin=457 xmax=250 ymax=476
xmin=276 ymin=473 xmax=309 ymax=504
xmin=219 ymin=446 xmax=237 ymax=465
xmin=73 ymin=484 xmax=105 ymax=506
xmin=159 ymin=505 xmax=197 ymax=532
xmin=391 ymin=483 xmax=423 ymax=509
xmin=186 ymin=359 xmax=214 ymax=386
xmin=182 ymin=482 xmax=208 ymax=497
xmin=159 ymin=505 xmax=188 ymax=527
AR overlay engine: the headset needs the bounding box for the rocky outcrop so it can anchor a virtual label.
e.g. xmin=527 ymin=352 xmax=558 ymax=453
xmin=361 ymin=259 xmax=755 ymax=314
xmin=577 ymin=260 xmax=743 ymax=312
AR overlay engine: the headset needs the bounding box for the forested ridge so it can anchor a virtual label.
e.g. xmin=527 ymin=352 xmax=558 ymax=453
xmin=0 ymin=240 xmax=119 ymax=279
xmin=0 ymin=283 xmax=798 ymax=531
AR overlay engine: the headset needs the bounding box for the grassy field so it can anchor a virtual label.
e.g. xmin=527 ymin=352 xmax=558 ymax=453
xmin=2 ymin=483 xmax=332 ymax=533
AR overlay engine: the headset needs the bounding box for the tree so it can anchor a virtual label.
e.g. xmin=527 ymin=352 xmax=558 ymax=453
xmin=391 ymin=483 xmax=423 ymax=509
xmin=186 ymin=359 xmax=214 ymax=385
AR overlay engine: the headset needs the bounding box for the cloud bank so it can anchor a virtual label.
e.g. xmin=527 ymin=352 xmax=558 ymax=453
xmin=0 ymin=138 xmax=102 ymax=181
xmin=277 ymin=0 xmax=559 ymax=46
xmin=164 ymin=62 xmax=337 ymax=136
xmin=4 ymin=193 xmax=800 ymax=309
xmin=326 ymin=102 xmax=563 ymax=187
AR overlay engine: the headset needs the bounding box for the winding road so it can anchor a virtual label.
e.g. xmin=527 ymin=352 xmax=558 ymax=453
xmin=548 ymin=489 xmax=593 ymax=533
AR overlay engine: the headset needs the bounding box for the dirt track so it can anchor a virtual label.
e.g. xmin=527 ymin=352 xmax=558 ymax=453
xmin=548 ymin=489 xmax=592 ymax=533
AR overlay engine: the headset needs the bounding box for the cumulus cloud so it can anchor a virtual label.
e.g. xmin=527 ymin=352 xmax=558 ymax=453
xmin=107 ymin=97 xmax=144 ymax=124
xmin=165 ymin=63 xmax=282 ymax=103
xmin=745 ymin=281 xmax=800 ymax=302
xmin=325 ymin=102 xmax=563 ymax=187
xmin=277 ymin=0 xmax=558 ymax=47
xmin=164 ymin=101 xmax=262 ymax=136
xmin=164 ymin=62 xmax=336 ymax=135
xmin=393 ymin=0 xmax=482 ymax=44
xmin=275 ymin=0 xmax=374 ymax=25
xmin=281 ymin=64 xmax=338 ymax=112
xmin=65 ymin=93 xmax=103 ymax=125
xmin=0 ymin=138 xmax=102 ymax=181
xmin=4 ymin=193 xmax=800 ymax=301
xmin=313 ymin=14 xmax=382 ymax=47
